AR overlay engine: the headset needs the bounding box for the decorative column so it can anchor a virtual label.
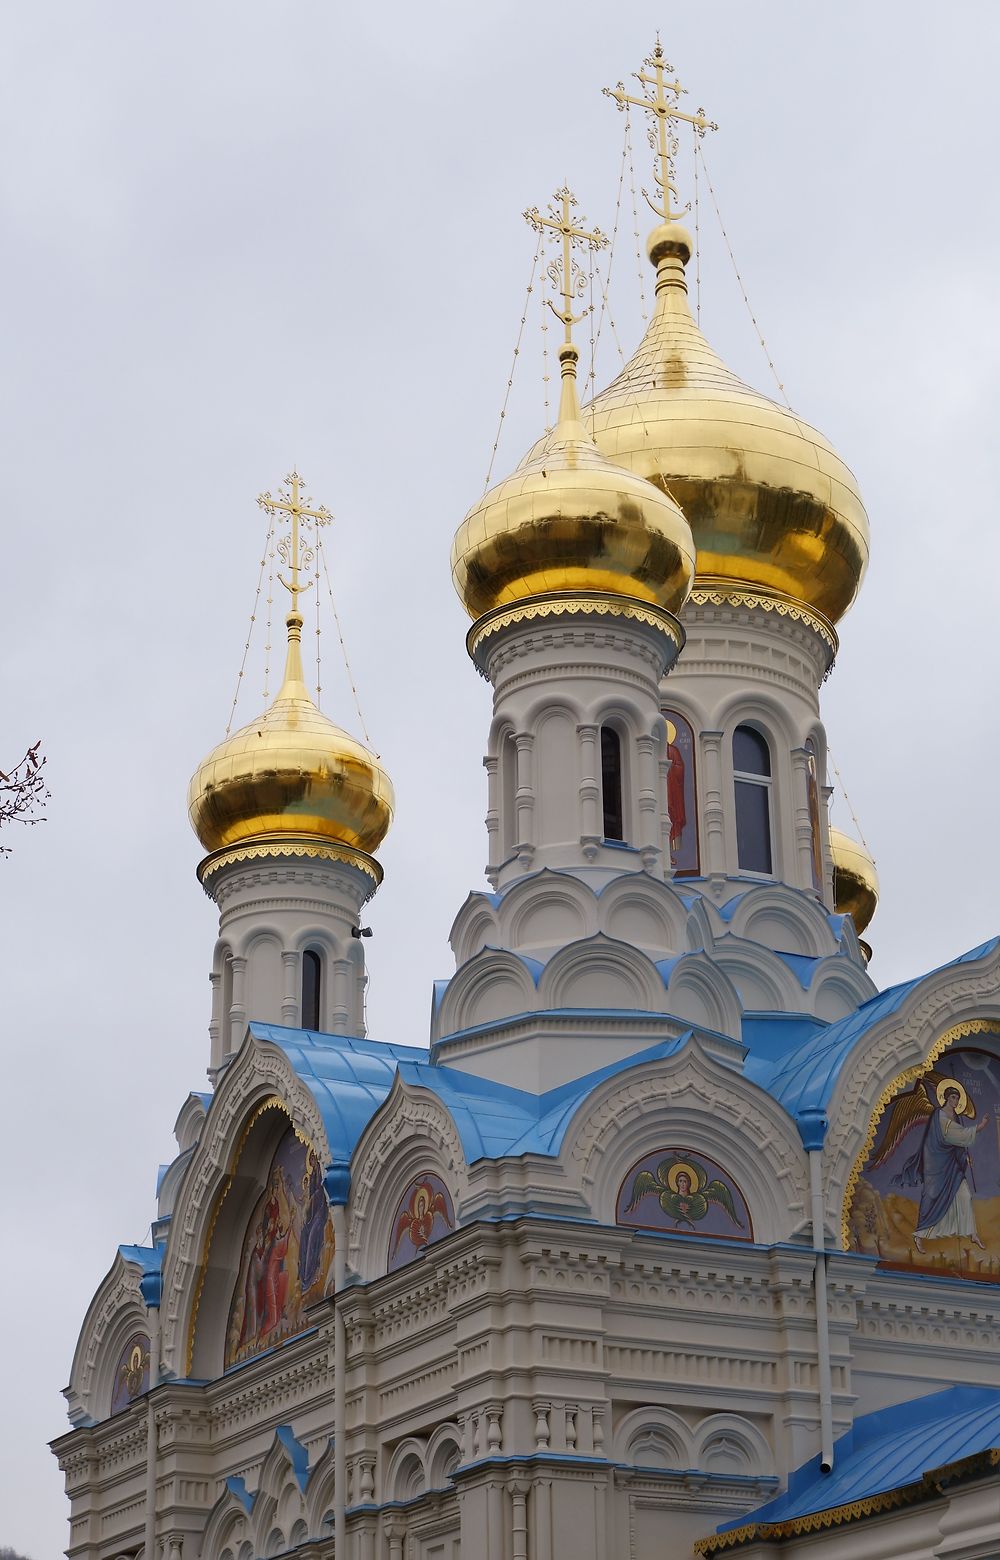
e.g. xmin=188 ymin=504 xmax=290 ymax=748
xmin=700 ymin=731 xmax=726 ymax=878
xmin=635 ymin=731 xmax=662 ymax=874
xmin=227 ymin=955 xmax=247 ymax=1056
xmin=207 ymin=970 xmax=221 ymax=1060
xmin=484 ymin=754 xmax=500 ymax=881
xmin=514 ymin=733 xmax=536 ymax=869
xmin=510 ymin=1480 xmax=529 ymax=1560
xmin=791 ymin=747 xmax=818 ymax=894
xmin=385 ymin=1519 xmax=406 ymax=1560
xmin=534 ymin=1477 xmax=553 ymax=1560
xmin=281 ymin=950 xmax=299 ymax=1026
xmin=578 ymin=723 xmax=601 ymax=860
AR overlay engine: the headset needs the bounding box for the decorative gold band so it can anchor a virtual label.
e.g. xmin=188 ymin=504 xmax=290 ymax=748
xmin=197 ymin=836 xmax=383 ymax=890
xmin=467 ymin=590 xmax=685 ymax=662
xmin=689 ymin=582 xmax=839 ymax=660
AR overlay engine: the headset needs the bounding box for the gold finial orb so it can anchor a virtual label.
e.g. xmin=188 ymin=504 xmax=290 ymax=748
xmin=646 ymin=221 xmax=692 ymax=266
xmin=189 ymin=615 xmax=394 ymax=858
xmin=830 ymin=827 xmax=878 ymax=936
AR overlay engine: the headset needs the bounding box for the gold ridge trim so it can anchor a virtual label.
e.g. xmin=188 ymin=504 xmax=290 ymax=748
xmin=840 ymin=1018 xmax=1000 ymax=1249
xmin=689 ymin=583 xmax=839 ymax=659
xmin=186 ymin=1096 xmax=322 ymax=1376
xmin=467 ymin=591 xmax=684 ymax=661
xmin=198 ymin=838 xmax=382 ymax=890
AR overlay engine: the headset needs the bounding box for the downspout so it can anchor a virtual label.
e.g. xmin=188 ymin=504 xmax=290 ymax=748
xmin=140 ymin=1263 xmax=163 ymax=1560
xmin=805 ymin=1134 xmax=834 ymax=1472
xmin=326 ymin=1166 xmax=350 ymax=1560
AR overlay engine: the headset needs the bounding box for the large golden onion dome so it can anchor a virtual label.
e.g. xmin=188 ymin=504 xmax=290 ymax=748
xmin=571 ymin=222 xmax=869 ymax=624
xmin=830 ymin=826 xmax=878 ymax=936
xmin=452 ymin=341 xmax=696 ymax=621
xmin=188 ymin=612 xmax=394 ymax=857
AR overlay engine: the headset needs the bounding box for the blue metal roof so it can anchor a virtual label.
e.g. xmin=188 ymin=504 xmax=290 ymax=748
xmin=719 ymin=1385 xmax=1000 ymax=1534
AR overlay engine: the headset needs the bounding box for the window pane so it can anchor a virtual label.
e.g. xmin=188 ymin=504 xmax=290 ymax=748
xmin=601 ymin=726 xmax=624 ymax=841
xmin=733 ymin=726 xmax=771 ymax=777
xmin=302 ymin=950 xmax=321 ymax=1030
xmin=735 ymin=780 xmax=772 ymax=873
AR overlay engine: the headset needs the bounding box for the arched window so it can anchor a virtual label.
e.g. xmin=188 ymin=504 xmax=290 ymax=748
xmin=733 ymin=725 xmax=773 ymax=874
xmin=601 ymin=726 xmax=624 ymax=841
xmin=301 ymin=949 xmax=322 ymax=1030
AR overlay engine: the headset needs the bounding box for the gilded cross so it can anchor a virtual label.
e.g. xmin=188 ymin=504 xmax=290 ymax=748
xmin=523 ymin=185 xmax=608 ymax=346
xmin=604 ymin=42 xmax=717 ymax=223
xmin=257 ymin=471 xmax=332 ymax=614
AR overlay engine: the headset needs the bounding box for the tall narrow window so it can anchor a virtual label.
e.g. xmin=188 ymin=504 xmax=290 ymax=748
xmin=301 ymin=949 xmax=322 ymax=1031
xmin=733 ymin=725 xmax=773 ymax=874
xmin=601 ymin=726 xmax=624 ymax=841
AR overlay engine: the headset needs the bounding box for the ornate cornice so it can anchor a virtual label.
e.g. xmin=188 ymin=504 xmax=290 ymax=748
xmin=198 ymin=837 xmax=382 ymax=895
xmin=687 ymin=583 xmax=838 ymax=665
xmin=467 ymin=591 xmax=684 ymax=672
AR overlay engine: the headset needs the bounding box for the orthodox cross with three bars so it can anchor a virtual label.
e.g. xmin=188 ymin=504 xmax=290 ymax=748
xmin=604 ymin=41 xmax=717 ymax=224
xmin=523 ymin=186 xmax=608 ymax=346
xmin=257 ymin=471 xmax=332 ymax=614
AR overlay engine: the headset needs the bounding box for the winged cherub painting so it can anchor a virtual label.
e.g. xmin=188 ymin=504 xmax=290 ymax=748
xmin=617 ymin=1150 xmax=751 ymax=1241
xmin=387 ymin=1174 xmax=455 ymax=1272
xmin=847 ymin=1050 xmax=1000 ymax=1278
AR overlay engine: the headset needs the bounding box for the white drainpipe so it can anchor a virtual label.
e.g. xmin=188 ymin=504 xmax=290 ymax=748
xmin=808 ymin=1148 xmax=834 ymax=1472
xmin=333 ymin=1204 xmax=348 ymax=1556
xmin=142 ymin=1268 xmax=162 ymax=1560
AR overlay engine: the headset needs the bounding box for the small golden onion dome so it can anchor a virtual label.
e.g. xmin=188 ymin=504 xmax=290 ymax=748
xmin=567 ymin=221 xmax=869 ymax=624
xmin=451 ymin=342 xmax=696 ymax=622
xmin=188 ymin=613 xmax=394 ymax=857
xmin=830 ymin=826 xmax=879 ymax=936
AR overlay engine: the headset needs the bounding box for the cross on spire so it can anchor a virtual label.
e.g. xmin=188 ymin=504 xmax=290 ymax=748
xmin=257 ymin=471 xmax=332 ymax=616
xmin=604 ymin=42 xmax=717 ymax=224
xmin=523 ymin=185 xmax=608 ymax=346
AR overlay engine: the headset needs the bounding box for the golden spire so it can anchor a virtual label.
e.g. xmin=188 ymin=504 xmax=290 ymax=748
xmin=604 ymin=42 xmax=717 ymax=223
xmin=523 ymin=185 xmax=608 ymax=420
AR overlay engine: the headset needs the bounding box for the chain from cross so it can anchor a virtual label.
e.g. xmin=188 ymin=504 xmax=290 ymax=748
xmin=523 ymin=185 xmax=608 ymax=346
xmin=257 ymin=471 xmax=332 ymax=614
xmin=604 ymin=42 xmax=717 ymax=223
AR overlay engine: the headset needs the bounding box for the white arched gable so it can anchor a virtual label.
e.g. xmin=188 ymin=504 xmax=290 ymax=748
xmin=200 ymin=1485 xmax=254 ymax=1560
xmin=807 ymin=957 xmax=876 ymax=1023
xmin=426 ymin=1421 xmax=464 ymax=1488
xmin=434 ymin=947 xmax=537 ymax=1040
xmin=65 ymin=1248 xmax=153 ymax=1426
xmin=664 ymin=951 xmax=743 ymax=1039
xmin=449 ymin=901 xmax=502 ymax=966
xmin=710 ymin=942 xmax=804 ymax=1013
xmin=541 ymin=934 xmax=664 ymax=1012
xmin=158 ymin=1033 xmax=333 ymax=1382
xmin=563 ymin=1037 xmax=808 ymax=1245
xmin=694 ymin=1412 xmax=773 ymax=1476
xmin=598 ymin=874 xmax=688 ymax=957
xmin=615 ymin=1405 xmax=694 ymax=1469
xmin=385 ymin=1436 xmax=428 ymax=1502
xmin=348 ymin=1075 xmax=468 ymax=1279
xmin=503 ymin=871 xmax=594 ymax=955
xmin=727 ymin=883 xmax=838 ymax=960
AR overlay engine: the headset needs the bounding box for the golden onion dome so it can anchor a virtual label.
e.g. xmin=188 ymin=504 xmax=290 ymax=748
xmin=188 ymin=613 xmax=394 ymax=857
xmin=830 ymin=826 xmax=879 ymax=936
xmin=569 ymin=222 xmax=869 ymax=624
xmin=451 ymin=342 xmax=696 ymax=622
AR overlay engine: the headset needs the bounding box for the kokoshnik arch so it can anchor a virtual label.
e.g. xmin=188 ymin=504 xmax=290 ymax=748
xmin=53 ymin=39 xmax=1000 ymax=1560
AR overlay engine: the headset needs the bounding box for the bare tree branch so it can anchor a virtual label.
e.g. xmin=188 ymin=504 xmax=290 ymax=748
xmin=0 ymin=740 xmax=50 ymax=854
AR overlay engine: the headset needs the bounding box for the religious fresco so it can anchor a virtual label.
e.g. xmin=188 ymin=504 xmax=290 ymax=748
xmin=846 ymin=1045 xmax=1000 ymax=1281
xmin=662 ymin=710 xmax=699 ymax=876
xmin=617 ymin=1149 xmax=751 ymax=1241
xmin=388 ymin=1174 xmax=455 ymax=1272
xmin=110 ymin=1331 xmax=150 ymax=1414
xmin=225 ymin=1126 xmax=335 ymax=1367
xmin=805 ymin=738 xmax=823 ymax=892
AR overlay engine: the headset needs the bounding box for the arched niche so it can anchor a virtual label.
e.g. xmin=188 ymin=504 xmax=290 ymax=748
xmin=109 ymin=1330 xmax=150 ymax=1415
xmin=188 ymin=1099 xmax=333 ymax=1378
xmin=843 ymin=1025 xmax=1000 ymax=1283
xmin=388 ymin=1173 xmax=456 ymax=1273
xmin=662 ymin=708 xmax=699 ymax=877
xmin=617 ymin=1146 xmax=752 ymax=1243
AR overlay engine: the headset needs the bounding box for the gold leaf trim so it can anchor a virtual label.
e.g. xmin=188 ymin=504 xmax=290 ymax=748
xmin=840 ymin=1018 xmax=1000 ymax=1250
xmin=185 ymin=1096 xmax=323 ymax=1377
xmin=198 ymin=838 xmax=382 ymax=891
xmin=467 ymin=591 xmax=684 ymax=661
xmin=689 ymin=584 xmax=839 ymax=659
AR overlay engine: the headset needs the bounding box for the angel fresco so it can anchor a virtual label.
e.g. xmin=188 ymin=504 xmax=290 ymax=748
xmin=387 ymin=1174 xmax=455 ymax=1272
xmin=867 ymin=1071 xmax=990 ymax=1253
xmin=623 ymin=1154 xmax=744 ymax=1234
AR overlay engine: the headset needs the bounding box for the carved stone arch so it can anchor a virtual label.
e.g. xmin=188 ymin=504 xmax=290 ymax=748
xmin=684 ymin=897 xmax=726 ymax=953
xmin=200 ymin=1486 xmax=253 ymax=1560
xmin=588 ymin=694 xmax=647 ymax=739
xmin=303 ymin=1440 xmax=335 ymax=1536
xmin=694 ymin=1413 xmax=773 ymax=1476
xmin=598 ymin=874 xmax=688 ymax=957
xmin=159 ymin=1035 xmax=332 ymax=1381
xmin=711 ymin=941 xmax=804 ymax=1013
xmin=541 ymin=934 xmax=665 ymax=1013
xmin=449 ymin=900 xmax=501 ymax=966
xmin=727 ymin=883 xmax=838 ymax=959
xmin=426 ymin=1422 xmax=463 ymax=1488
xmin=565 ymin=1038 xmax=807 ymax=1243
xmin=714 ymin=688 xmax=799 ymax=753
xmin=486 ymin=710 xmax=518 ymax=756
xmin=349 ymin=1077 xmax=468 ymax=1278
xmin=807 ymin=957 xmax=877 ymax=1022
xmin=501 ymin=870 xmax=595 ymax=955
xmin=289 ymin=1518 xmax=309 ymax=1547
xmin=664 ymin=951 xmax=743 ymax=1038
xmin=434 ymin=947 xmax=537 ymax=1039
xmin=822 ymin=947 xmax=1000 ymax=1219
xmin=385 ymin=1437 xmax=428 ymax=1501
xmin=173 ymin=1092 xmax=209 ymax=1155
xmin=66 ymin=1249 xmax=151 ymax=1425
xmin=615 ymin=1405 xmax=694 ymax=1469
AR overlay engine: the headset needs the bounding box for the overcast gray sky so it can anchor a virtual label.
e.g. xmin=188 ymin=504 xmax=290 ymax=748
xmin=2 ymin=4 xmax=999 ymax=1553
